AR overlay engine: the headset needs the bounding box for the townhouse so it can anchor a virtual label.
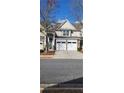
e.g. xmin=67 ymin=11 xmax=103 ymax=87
xmin=55 ymin=19 xmax=82 ymax=51
xmin=40 ymin=19 xmax=83 ymax=51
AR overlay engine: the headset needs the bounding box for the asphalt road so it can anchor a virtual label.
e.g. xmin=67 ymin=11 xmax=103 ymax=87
xmin=40 ymin=59 xmax=83 ymax=84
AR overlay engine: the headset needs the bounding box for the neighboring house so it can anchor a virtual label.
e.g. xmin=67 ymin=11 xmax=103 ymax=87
xmin=73 ymin=22 xmax=83 ymax=50
xmin=55 ymin=19 xmax=82 ymax=51
xmin=42 ymin=22 xmax=65 ymax=51
xmin=40 ymin=24 xmax=46 ymax=51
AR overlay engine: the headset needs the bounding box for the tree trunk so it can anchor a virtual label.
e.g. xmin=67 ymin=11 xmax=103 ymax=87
xmin=45 ymin=34 xmax=48 ymax=53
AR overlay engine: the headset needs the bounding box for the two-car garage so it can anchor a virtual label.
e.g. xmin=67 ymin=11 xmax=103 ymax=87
xmin=56 ymin=39 xmax=77 ymax=51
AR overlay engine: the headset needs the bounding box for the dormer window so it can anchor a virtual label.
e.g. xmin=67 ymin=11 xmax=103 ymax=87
xmin=63 ymin=30 xmax=69 ymax=36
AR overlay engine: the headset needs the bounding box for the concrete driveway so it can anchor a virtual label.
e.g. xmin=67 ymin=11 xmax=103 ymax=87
xmin=53 ymin=51 xmax=83 ymax=59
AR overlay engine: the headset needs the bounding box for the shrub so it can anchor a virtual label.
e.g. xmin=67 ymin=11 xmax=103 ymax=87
xmin=77 ymin=48 xmax=82 ymax=51
xmin=40 ymin=50 xmax=44 ymax=53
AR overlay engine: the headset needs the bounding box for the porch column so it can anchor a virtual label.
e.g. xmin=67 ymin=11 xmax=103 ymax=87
xmin=52 ymin=33 xmax=55 ymax=50
xmin=47 ymin=37 xmax=49 ymax=51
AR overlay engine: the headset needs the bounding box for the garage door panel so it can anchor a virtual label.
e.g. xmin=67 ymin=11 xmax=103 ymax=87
xmin=67 ymin=40 xmax=77 ymax=51
xmin=56 ymin=40 xmax=66 ymax=50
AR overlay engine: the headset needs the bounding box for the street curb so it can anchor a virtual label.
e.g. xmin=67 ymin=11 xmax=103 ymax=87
xmin=40 ymin=88 xmax=83 ymax=93
xmin=40 ymin=57 xmax=83 ymax=59
xmin=40 ymin=84 xmax=83 ymax=93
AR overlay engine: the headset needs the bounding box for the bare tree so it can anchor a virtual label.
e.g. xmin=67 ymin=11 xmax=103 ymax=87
xmin=70 ymin=0 xmax=83 ymax=50
xmin=40 ymin=0 xmax=57 ymax=53
xmin=40 ymin=0 xmax=57 ymax=28
xmin=70 ymin=0 xmax=83 ymax=22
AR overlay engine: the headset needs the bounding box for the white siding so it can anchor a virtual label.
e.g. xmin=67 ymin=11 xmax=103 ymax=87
xmin=72 ymin=32 xmax=81 ymax=37
xmin=40 ymin=31 xmax=46 ymax=50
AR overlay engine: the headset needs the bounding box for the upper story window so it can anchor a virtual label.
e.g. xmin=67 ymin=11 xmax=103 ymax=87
xmin=63 ymin=30 xmax=69 ymax=36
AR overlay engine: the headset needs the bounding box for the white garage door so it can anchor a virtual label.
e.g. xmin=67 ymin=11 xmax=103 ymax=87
xmin=67 ymin=40 xmax=77 ymax=51
xmin=56 ymin=40 xmax=66 ymax=50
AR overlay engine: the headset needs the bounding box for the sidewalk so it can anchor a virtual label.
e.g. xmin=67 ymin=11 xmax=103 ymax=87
xmin=41 ymin=51 xmax=83 ymax=59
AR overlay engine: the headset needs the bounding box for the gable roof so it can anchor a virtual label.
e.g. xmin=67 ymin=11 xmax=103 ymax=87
xmin=73 ymin=22 xmax=83 ymax=30
xmin=60 ymin=19 xmax=76 ymax=30
xmin=47 ymin=21 xmax=66 ymax=31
